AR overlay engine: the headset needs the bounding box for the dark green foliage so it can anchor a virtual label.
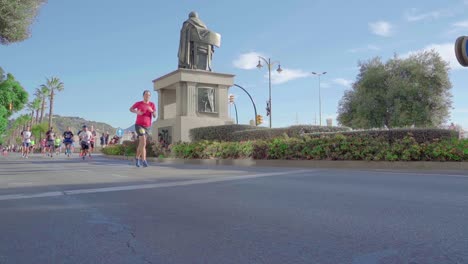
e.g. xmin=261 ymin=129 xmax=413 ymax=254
xmin=169 ymin=134 xmax=468 ymax=161
xmin=0 ymin=0 xmax=47 ymax=44
xmin=190 ymin=124 xmax=350 ymax=142
xmin=0 ymin=73 xmax=28 ymax=135
xmin=305 ymin=128 xmax=458 ymax=144
xmin=231 ymin=125 xmax=350 ymax=142
xmin=101 ymin=140 xmax=156 ymax=157
xmin=31 ymin=122 xmax=48 ymax=140
xmin=190 ymin=124 xmax=263 ymax=142
xmin=338 ymin=51 xmax=452 ymax=129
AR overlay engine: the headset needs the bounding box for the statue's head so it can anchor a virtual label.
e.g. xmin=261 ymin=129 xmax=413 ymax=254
xmin=189 ymin=11 xmax=198 ymax=18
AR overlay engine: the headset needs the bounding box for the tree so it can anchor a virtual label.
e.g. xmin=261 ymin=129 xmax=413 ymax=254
xmin=35 ymin=86 xmax=49 ymax=123
xmin=0 ymin=67 xmax=5 ymax=81
xmin=42 ymin=77 xmax=64 ymax=128
xmin=4 ymin=114 xmax=30 ymax=145
xmin=337 ymin=50 xmax=452 ymax=129
xmin=0 ymin=72 xmax=28 ymax=136
xmin=31 ymin=122 xmax=48 ymax=142
xmin=0 ymin=0 xmax=47 ymax=45
xmin=27 ymin=97 xmax=41 ymax=126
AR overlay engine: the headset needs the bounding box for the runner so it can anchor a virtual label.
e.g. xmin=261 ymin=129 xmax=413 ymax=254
xmin=30 ymin=137 xmax=35 ymax=154
xmin=89 ymin=125 xmax=97 ymax=156
xmin=54 ymin=137 xmax=62 ymax=155
xmin=21 ymin=126 xmax=32 ymax=158
xmin=63 ymin=126 xmax=74 ymax=157
xmin=129 ymin=90 xmax=156 ymax=167
xmin=40 ymin=138 xmax=47 ymax=155
xmin=45 ymin=127 xmax=56 ymax=157
xmin=78 ymin=125 xmax=93 ymax=160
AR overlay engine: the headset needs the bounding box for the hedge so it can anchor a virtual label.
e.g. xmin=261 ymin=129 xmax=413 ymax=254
xmin=101 ymin=140 xmax=157 ymax=157
xmin=170 ymin=135 xmax=468 ymax=161
xmin=190 ymin=124 xmax=350 ymax=142
xmin=230 ymin=125 xmax=350 ymax=142
xmin=305 ymin=128 xmax=459 ymax=143
xmin=190 ymin=124 xmax=264 ymax=142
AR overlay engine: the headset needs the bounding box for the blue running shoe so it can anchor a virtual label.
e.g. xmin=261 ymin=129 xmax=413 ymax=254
xmin=135 ymin=158 xmax=141 ymax=167
xmin=142 ymin=160 xmax=148 ymax=167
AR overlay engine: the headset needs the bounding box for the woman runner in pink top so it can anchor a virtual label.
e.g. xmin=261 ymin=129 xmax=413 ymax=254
xmin=129 ymin=90 xmax=156 ymax=167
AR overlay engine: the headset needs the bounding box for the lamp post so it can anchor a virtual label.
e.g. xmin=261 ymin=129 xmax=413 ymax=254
xmin=311 ymin=71 xmax=327 ymax=126
xmin=256 ymin=56 xmax=282 ymax=128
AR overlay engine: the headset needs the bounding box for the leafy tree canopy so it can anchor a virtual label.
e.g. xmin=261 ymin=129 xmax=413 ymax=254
xmin=0 ymin=0 xmax=47 ymax=45
xmin=337 ymin=50 xmax=452 ymax=129
xmin=0 ymin=72 xmax=28 ymax=136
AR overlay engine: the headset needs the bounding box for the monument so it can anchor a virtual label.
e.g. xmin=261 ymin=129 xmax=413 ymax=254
xmin=152 ymin=12 xmax=235 ymax=143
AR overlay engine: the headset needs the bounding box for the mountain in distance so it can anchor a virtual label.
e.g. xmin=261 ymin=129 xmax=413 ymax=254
xmin=124 ymin=124 xmax=134 ymax=132
xmin=51 ymin=115 xmax=117 ymax=135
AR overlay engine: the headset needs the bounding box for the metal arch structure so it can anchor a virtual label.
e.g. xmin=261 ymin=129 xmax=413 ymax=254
xmin=232 ymin=84 xmax=258 ymax=126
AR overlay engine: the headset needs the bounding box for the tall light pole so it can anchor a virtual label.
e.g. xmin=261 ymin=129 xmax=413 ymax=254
xmin=257 ymin=56 xmax=282 ymax=128
xmin=311 ymin=71 xmax=327 ymax=126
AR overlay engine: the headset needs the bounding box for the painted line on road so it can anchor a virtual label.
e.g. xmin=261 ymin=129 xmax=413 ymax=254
xmin=0 ymin=191 xmax=64 ymax=201
xmin=111 ymin=173 xmax=129 ymax=178
xmin=363 ymin=170 xmax=468 ymax=178
xmin=0 ymin=169 xmax=313 ymax=201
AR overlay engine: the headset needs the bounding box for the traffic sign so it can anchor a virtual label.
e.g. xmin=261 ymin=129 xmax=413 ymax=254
xmin=116 ymin=128 xmax=124 ymax=137
xmin=455 ymin=36 xmax=468 ymax=67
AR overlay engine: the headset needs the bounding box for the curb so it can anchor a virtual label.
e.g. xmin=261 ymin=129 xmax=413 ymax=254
xmin=105 ymin=155 xmax=468 ymax=170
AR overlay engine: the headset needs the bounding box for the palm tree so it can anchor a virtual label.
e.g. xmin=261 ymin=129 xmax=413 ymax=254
xmin=35 ymin=86 xmax=49 ymax=123
xmin=27 ymin=98 xmax=41 ymax=127
xmin=41 ymin=77 xmax=64 ymax=128
xmin=34 ymin=94 xmax=41 ymax=124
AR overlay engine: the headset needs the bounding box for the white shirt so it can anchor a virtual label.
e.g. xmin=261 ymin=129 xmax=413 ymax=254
xmin=22 ymin=131 xmax=31 ymax=143
xmin=80 ymin=131 xmax=93 ymax=143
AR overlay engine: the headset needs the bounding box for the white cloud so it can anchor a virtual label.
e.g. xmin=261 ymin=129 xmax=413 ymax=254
xmin=403 ymin=43 xmax=463 ymax=70
xmin=446 ymin=20 xmax=468 ymax=35
xmin=404 ymin=8 xmax=447 ymax=22
xmin=349 ymin=44 xmax=380 ymax=53
xmin=332 ymin=78 xmax=353 ymax=88
xmin=233 ymin=52 xmax=265 ymax=70
xmin=233 ymin=52 xmax=310 ymax=84
xmin=369 ymin=21 xmax=393 ymax=37
xmin=270 ymin=68 xmax=309 ymax=84
xmin=453 ymin=20 xmax=468 ymax=28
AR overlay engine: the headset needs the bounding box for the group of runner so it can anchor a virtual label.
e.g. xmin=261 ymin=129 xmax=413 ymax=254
xmin=15 ymin=90 xmax=155 ymax=166
xmin=19 ymin=125 xmax=97 ymax=160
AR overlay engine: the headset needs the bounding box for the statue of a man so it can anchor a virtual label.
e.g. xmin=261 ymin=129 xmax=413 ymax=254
xmin=178 ymin=12 xmax=221 ymax=71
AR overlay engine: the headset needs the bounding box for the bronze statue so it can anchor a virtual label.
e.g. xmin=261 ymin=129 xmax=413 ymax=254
xmin=178 ymin=12 xmax=221 ymax=71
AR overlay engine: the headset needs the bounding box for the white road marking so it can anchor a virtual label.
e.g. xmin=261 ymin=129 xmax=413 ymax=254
xmin=111 ymin=173 xmax=129 ymax=178
xmin=361 ymin=170 xmax=468 ymax=178
xmin=0 ymin=191 xmax=64 ymax=201
xmin=0 ymin=170 xmax=312 ymax=201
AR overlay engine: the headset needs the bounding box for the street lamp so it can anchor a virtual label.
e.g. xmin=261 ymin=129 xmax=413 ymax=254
xmin=311 ymin=71 xmax=327 ymax=126
xmin=256 ymin=56 xmax=282 ymax=128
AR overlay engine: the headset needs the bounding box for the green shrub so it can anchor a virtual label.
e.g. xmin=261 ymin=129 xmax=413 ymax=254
xmin=307 ymin=128 xmax=458 ymax=144
xmin=190 ymin=124 xmax=262 ymax=142
xmin=101 ymin=144 xmax=125 ymax=155
xmin=170 ymin=135 xmax=468 ymax=161
xmin=101 ymin=140 xmax=157 ymax=157
xmin=231 ymin=125 xmax=350 ymax=142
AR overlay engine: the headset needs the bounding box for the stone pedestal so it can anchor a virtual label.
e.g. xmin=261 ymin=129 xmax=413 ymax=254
xmin=152 ymin=69 xmax=235 ymax=143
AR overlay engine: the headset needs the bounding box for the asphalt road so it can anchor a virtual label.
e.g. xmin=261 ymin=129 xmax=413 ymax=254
xmin=0 ymin=152 xmax=467 ymax=264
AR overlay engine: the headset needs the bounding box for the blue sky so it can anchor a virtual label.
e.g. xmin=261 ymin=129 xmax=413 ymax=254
xmin=1 ymin=0 xmax=468 ymax=130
